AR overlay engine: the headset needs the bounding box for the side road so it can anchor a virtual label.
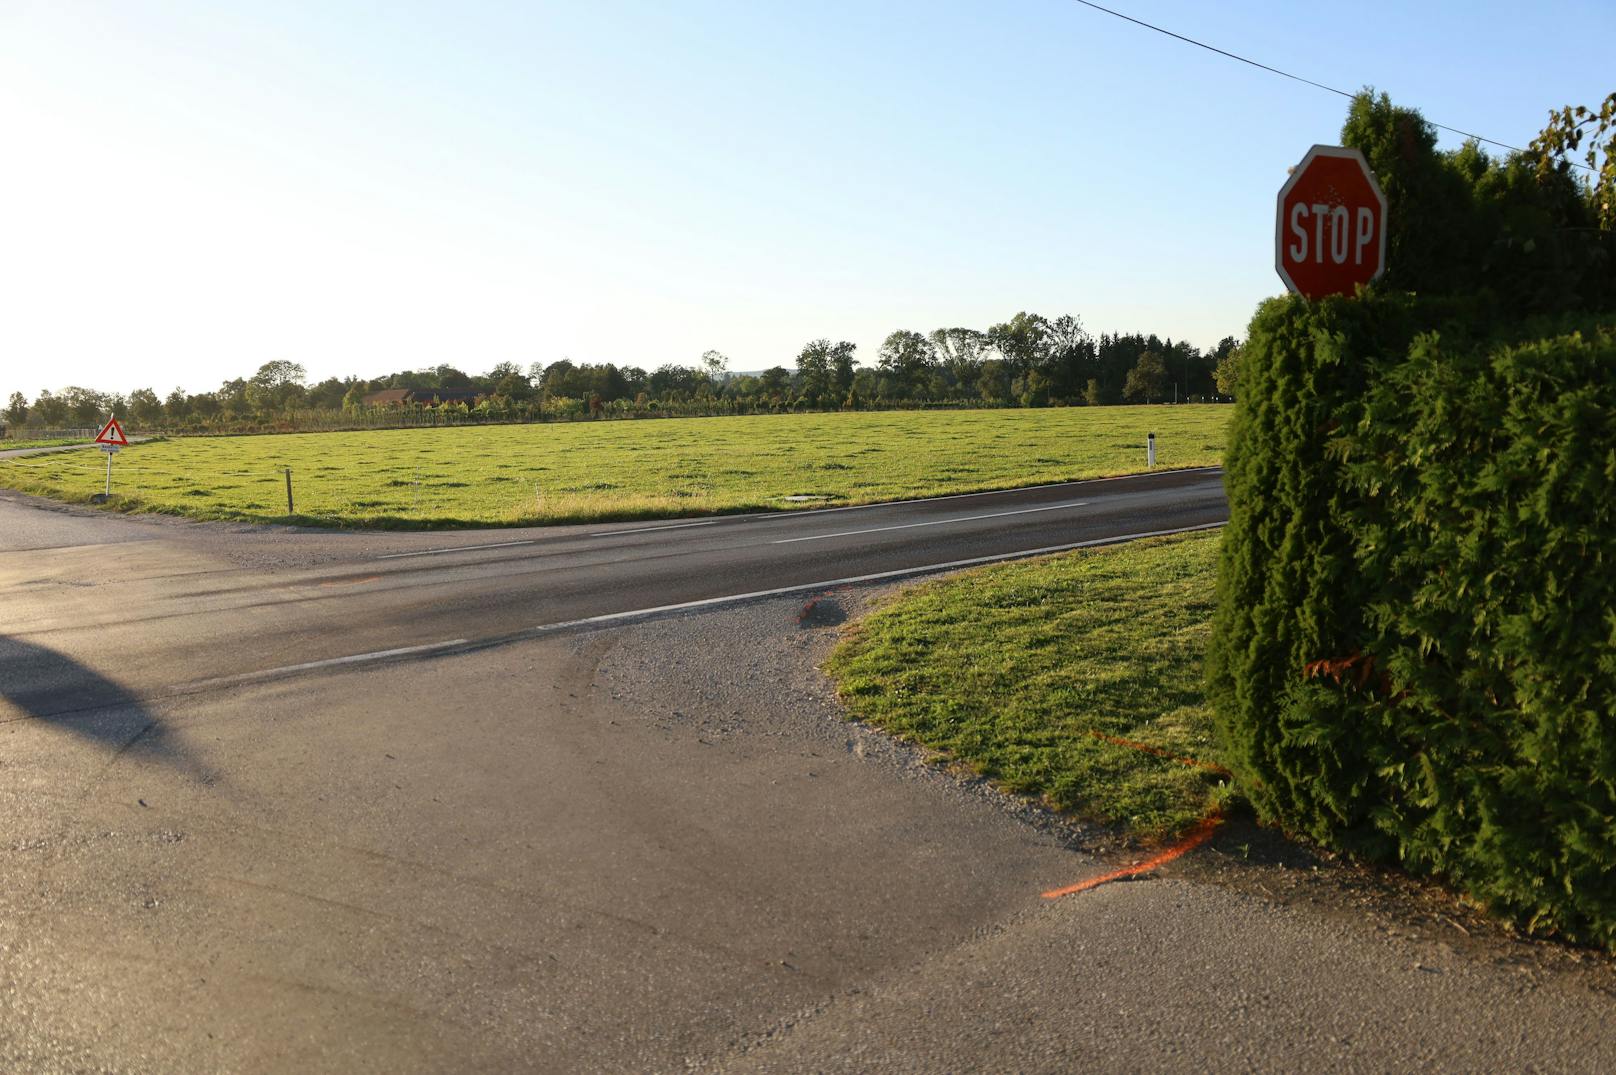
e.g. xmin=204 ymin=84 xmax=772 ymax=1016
xmin=0 ymin=435 xmax=155 ymax=459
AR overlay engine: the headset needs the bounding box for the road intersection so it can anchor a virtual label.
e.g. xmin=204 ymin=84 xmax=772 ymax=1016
xmin=4 ymin=470 xmax=1614 ymax=1072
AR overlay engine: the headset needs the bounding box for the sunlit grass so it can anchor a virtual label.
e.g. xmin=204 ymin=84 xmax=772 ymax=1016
xmin=0 ymin=406 xmax=1229 ymax=528
xmin=828 ymin=531 xmax=1225 ymax=839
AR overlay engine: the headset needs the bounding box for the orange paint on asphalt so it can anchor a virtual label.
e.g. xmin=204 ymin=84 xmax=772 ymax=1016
xmin=1041 ymin=813 xmax=1224 ymax=900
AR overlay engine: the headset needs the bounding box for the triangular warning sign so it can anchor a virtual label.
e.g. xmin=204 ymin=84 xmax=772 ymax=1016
xmin=95 ymin=417 xmax=129 ymax=447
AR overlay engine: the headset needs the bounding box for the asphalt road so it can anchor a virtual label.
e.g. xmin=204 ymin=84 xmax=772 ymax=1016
xmin=4 ymin=467 xmax=1226 ymax=708
xmin=6 ymin=469 xmax=1616 ymax=1072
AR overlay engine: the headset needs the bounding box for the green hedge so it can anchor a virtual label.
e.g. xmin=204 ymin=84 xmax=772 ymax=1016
xmin=1209 ymin=292 xmax=1616 ymax=945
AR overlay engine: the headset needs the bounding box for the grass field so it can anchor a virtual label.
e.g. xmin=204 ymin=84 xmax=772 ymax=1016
xmin=828 ymin=530 xmax=1226 ymax=839
xmin=0 ymin=406 xmax=1229 ymax=528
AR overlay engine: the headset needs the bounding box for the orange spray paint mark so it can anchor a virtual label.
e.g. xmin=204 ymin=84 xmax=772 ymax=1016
xmin=1041 ymin=813 xmax=1224 ymax=900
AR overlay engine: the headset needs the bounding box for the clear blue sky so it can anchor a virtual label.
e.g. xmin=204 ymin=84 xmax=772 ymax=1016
xmin=3 ymin=0 xmax=1611 ymax=397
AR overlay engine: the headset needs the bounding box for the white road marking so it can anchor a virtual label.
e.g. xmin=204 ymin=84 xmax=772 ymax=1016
xmin=591 ymin=520 xmax=721 ymax=537
xmin=176 ymin=520 xmax=1223 ymax=692
xmin=770 ymin=501 xmax=1088 ymax=544
xmin=377 ymin=540 xmax=536 ymax=559
xmin=367 ymin=467 xmax=1224 ymax=560
xmin=173 ymin=639 xmax=473 ymax=692
xmin=527 ymin=521 xmax=1225 ymax=633
xmin=730 ymin=466 xmax=1221 ymax=522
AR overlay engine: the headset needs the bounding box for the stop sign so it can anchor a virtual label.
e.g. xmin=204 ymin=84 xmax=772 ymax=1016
xmin=1275 ymin=144 xmax=1387 ymax=300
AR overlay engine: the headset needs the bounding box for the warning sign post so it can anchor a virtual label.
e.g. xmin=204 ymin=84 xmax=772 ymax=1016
xmin=93 ymin=417 xmax=129 ymax=500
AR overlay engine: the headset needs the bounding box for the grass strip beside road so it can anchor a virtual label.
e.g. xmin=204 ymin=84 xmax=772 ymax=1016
xmin=0 ymin=406 xmax=1228 ymax=528
xmin=828 ymin=530 xmax=1225 ymax=840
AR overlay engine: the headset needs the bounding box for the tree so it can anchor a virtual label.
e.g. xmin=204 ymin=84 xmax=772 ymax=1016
xmin=32 ymin=390 xmax=67 ymax=426
xmin=164 ymin=388 xmax=190 ymax=420
xmin=1123 ymin=351 xmax=1167 ymax=403
xmin=1341 ymin=89 xmax=1611 ymax=311
xmin=1084 ymin=379 xmax=1102 ymax=406
xmin=829 ymin=341 xmax=857 ymax=398
xmin=128 ymin=388 xmax=163 ymax=426
xmin=540 ymin=359 xmax=576 ymax=399
xmin=305 ymin=377 xmax=350 ymax=410
xmin=876 ymin=330 xmax=934 ymax=398
xmin=248 ymin=360 xmax=308 ymax=412
xmin=929 ymin=328 xmax=988 ymax=394
xmin=700 ymin=350 xmax=729 ymax=382
xmin=161 ymin=386 xmax=188 ymax=420
xmin=977 ymin=360 xmax=1011 ymax=404
xmin=216 ymin=378 xmax=250 ymax=414
xmin=986 ymin=312 xmax=1052 ymax=375
xmin=1341 ymin=91 xmax=1470 ymax=295
xmin=4 ymin=391 xmax=26 ymax=425
xmin=432 ymin=364 xmax=473 ymax=389
xmin=250 ymin=360 xmax=307 ymax=391
xmin=648 ymin=363 xmax=704 ymax=400
xmin=1214 ymin=345 xmax=1241 ymax=398
xmin=188 ymin=392 xmax=221 ymax=419
xmin=1019 ymin=369 xmax=1053 ymax=407
xmin=1045 ymin=314 xmax=1096 ymax=400
xmin=61 ymin=386 xmax=111 ymax=425
xmin=795 ymin=340 xmax=833 ymax=405
xmin=758 ymin=366 xmax=791 ymax=399
xmin=486 ymin=361 xmax=533 ymax=401
xmin=1532 ymin=92 xmax=1616 ymax=228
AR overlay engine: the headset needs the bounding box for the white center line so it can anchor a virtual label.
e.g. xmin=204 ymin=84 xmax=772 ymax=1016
xmin=771 ymin=501 xmax=1089 ymax=544
xmin=591 ymin=520 xmax=722 ymax=537
xmin=167 ymin=520 xmax=1224 ymax=693
xmin=377 ymin=540 xmax=537 ymax=560
xmin=174 ymin=639 xmax=473 ymax=691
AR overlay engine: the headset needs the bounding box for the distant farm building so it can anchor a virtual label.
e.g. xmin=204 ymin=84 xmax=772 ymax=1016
xmin=362 ymin=388 xmax=484 ymax=408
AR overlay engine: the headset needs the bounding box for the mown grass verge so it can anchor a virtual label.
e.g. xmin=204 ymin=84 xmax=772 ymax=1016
xmin=827 ymin=530 xmax=1227 ymax=840
xmin=0 ymin=407 xmax=1228 ymax=528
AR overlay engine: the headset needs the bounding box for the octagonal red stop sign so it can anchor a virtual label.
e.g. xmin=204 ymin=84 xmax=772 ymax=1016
xmin=1275 ymin=144 xmax=1387 ymax=300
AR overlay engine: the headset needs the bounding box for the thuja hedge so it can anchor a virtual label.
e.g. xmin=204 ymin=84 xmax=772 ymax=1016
xmin=1208 ymin=291 xmax=1616 ymax=945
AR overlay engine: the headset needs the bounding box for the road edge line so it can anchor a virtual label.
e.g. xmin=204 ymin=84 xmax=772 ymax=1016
xmin=170 ymin=521 xmax=1225 ymax=693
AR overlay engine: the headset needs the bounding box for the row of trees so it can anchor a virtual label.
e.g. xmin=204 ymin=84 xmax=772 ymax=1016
xmin=3 ymin=315 xmax=1240 ymax=434
xmin=538 ymin=317 xmax=1240 ymax=411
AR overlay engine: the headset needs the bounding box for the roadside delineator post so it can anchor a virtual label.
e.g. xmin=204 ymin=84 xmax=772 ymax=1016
xmin=1147 ymin=432 xmax=1156 ymax=468
xmin=284 ymin=468 xmax=294 ymax=514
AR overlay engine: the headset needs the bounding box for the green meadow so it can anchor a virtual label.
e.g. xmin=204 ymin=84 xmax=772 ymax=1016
xmin=829 ymin=530 xmax=1226 ymax=838
xmin=0 ymin=406 xmax=1229 ymax=528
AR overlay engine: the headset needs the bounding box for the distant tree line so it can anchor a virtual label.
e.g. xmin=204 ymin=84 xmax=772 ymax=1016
xmin=2 ymin=314 xmax=1239 ymax=435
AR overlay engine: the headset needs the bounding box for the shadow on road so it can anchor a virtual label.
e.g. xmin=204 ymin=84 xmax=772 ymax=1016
xmin=0 ymin=634 xmax=201 ymax=776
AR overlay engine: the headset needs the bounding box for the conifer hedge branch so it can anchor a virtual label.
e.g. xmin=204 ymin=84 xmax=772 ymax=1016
xmin=1208 ymin=291 xmax=1616 ymax=946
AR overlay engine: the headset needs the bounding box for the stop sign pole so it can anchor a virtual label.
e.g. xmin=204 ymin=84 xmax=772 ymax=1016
xmin=1275 ymin=144 xmax=1388 ymax=300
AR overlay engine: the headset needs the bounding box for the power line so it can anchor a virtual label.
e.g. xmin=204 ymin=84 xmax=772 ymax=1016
xmin=1065 ymin=0 xmax=1585 ymax=167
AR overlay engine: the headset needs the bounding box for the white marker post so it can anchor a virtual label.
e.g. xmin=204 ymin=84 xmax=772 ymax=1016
xmin=101 ymin=443 xmax=117 ymax=495
xmin=1147 ymin=432 xmax=1156 ymax=468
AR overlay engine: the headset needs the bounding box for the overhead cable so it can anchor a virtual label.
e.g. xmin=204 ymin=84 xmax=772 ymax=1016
xmin=1066 ymin=0 xmax=1588 ymax=167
